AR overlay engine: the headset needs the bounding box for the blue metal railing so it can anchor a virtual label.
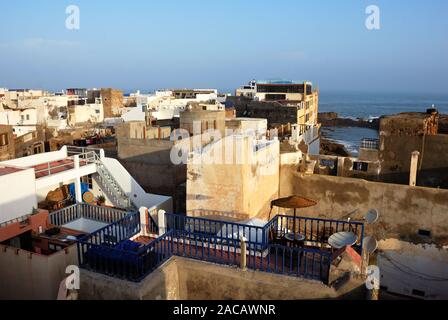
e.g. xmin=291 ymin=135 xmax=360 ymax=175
xmin=77 ymin=213 xmax=363 ymax=283
xmin=77 ymin=211 xmax=140 ymax=245
xmin=77 ymin=211 xmax=142 ymax=279
xmin=269 ymin=215 xmax=365 ymax=255
xmin=78 ymin=229 xmax=173 ymax=282
xmin=166 ymin=214 xmax=269 ymax=248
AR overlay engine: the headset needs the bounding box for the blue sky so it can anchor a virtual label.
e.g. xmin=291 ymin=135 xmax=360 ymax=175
xmin=0 ymin=0 xmax=447 ymax=93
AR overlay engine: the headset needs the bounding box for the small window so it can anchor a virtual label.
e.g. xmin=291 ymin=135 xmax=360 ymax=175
xmin=412 ymin=289 xmax=425 ymax=297
xmin=26 ymin=115 xmax=30 ymax=120
xmin=418 ymin=229 xmax=431 ymax=237
xmin=353 ymin=162 xmax=369 ymax=172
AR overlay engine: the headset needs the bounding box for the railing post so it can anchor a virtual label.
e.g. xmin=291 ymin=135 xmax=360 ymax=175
xmin=158 ymin=210 xmax=167 ymax=236
xmin=240 ymin=236 xmax=247 ymax=271
xmin=139 ymin=207 xmax=149 ymax=237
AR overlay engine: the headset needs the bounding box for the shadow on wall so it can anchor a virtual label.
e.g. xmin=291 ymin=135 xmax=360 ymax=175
xmin=118 ymin=148 xmax=187 ymax=200
xmin=279 ymin=165 xmax=448 ymax=247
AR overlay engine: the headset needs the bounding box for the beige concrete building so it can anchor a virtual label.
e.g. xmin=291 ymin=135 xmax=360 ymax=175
xmin=101 ymin=88 xmax=124 ymax=118
xmin=0 ymin=125 xmax=15 ymax=161
xmin=180 ymin=102 xmax=226 ymax=137
xmin=187 ymin=135 xmax=280 ymax=221
xmin=225 ymin=118 xmax=268 ymax=138
xmin=234 ymin=79 xmax=319 ymax=127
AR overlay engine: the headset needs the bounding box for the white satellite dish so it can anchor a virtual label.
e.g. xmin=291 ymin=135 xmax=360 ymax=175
xmin=328 ymin=232 xmax=358 ymax=249
xmin=363 ymin=236 xmax=378 ymax=254
xmin=364 ymin=209 xmax=380 ymax=224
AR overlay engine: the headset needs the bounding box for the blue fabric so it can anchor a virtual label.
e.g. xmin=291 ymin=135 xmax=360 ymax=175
xmin=68 ymin=183 xmax=90 ymax=200
xmin=115 ymin=240 xmax=141 ymax=252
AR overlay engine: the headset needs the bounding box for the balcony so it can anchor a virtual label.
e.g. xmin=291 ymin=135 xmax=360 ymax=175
xmin=77 ymin=213 xmax=364 ymax=284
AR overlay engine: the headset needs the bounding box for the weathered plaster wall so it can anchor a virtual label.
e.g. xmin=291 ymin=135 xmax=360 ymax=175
xmin=80 ymin=258 xmax=180 ymax=300
xmin=79 ymin=257 xmax=366 ymax=300
xmin=379 ymin=134 xmax=448 ymax=188
xmin=280 ymin=166 xmax=448 ymax=246
xmin=117 ymin=137 xmax=185 ymax=197
xmin=187 ymin=136 xmax=279 ymax=221
xmin=0 ymin=244 xmax=77 ymax=300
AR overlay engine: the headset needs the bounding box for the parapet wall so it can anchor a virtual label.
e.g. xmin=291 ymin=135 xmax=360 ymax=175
xmin=79 ymin=257 xmax=366 ymax=300
xmin=280 ymin=167 xmax=448 ymax=246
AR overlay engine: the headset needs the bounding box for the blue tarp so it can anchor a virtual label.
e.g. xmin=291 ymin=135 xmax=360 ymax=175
xmin=68 ymin=183 xmax=90 ymax=201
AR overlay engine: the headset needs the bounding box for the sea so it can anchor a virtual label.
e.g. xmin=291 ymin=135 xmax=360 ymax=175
xmin=319 ymin=92 xmax=448 ymax=156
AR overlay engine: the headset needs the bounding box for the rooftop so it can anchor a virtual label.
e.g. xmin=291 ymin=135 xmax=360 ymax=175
xmin=0 ymin=166 xmax=23 ymax=177
xmin=256 ymin=79 xmax=312 ymax=85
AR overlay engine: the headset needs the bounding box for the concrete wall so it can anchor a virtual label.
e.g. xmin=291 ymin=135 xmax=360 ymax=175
xmin=0 ymin=243 xmax=78 ymax=300
xmin=180 ymin=109 xmax=226 ymax=137
xmin=101 ymin=157 xmax=173 ymax=213
xmin=79 ymin=257 xmax=365 ymax=300
xmin=68 ymin=103 xmax=104 ymax=126
xmin=0 ymin=168 xmax=37 ymax=224
xmin=187 ymin=136 xmax=279 ymax=221
xmin=0 ymin=125 xmax=15 ymax=161
xmin=225 ymin=118 xmax=268 ymax=138
xmin=1 ymin=146 xmax=67 ymax=167
xmin=308 ymin=154 xmax=381 ymax=180
xmin=379 ymin=134 xmax=448 ymax=188
xmin=279 ymin=167 xmax=448 ymax=246
xmin=117 ymin=137 xmax=185 ymax=197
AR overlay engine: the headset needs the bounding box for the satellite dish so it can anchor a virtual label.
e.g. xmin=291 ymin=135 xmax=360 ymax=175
xmin=328 ymin=232 xmax=358 ymax=249
xmin=66 ymin=235 xmax=78 ymax=241
xmin=364 ymin=209 xmax=379 ymax=224
xmin=363 ymin=236 xmax=378 ymax=254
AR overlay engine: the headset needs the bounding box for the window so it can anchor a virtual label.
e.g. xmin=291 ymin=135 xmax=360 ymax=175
xmin=353 ymin=162 xmax=369 ymax=172
xmin=265 ymin=94 xmax=286 ymax=101
xmin=95 ymin=110 xmax=100 ymax=114
xmin=418 ymin=229 xmax=431 ymax=237
xmin=0 ymin=133 xmax=8 ymax=146
xmin=26 ymin=115 xmax=30 ymax=120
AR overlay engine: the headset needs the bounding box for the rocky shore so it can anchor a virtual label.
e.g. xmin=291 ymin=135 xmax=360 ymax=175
xmin=320 ymin=138 xmax=350 ymax=157
xmin=318 ymin=112 xmax=380 ymax=130
xmin=317 ymin=112 xmax=448 ymax=157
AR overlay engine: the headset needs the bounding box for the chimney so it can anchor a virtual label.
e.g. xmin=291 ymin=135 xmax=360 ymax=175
xmin=409 ymin=151 xmax=420 ymax=187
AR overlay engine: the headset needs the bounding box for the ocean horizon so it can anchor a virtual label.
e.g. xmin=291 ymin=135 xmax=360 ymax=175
xmin=319 ymin=91 xmax=448 ymax=119
xmin=318 ymin=91 xmax=448 ymax=156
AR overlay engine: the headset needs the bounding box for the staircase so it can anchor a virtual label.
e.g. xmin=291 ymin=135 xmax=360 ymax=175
xmin=95 ymin=160 xmax=135 ymax=211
